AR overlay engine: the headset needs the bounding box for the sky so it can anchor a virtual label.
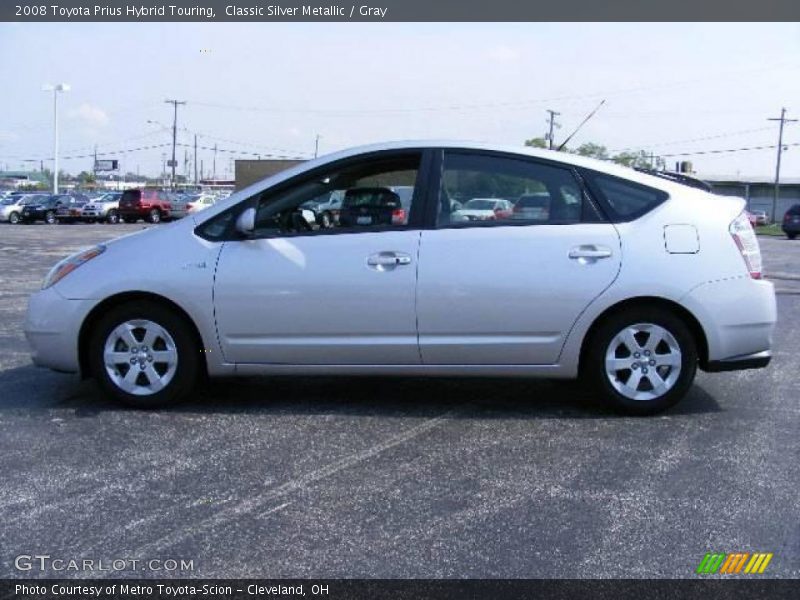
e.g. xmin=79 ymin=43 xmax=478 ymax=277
xmin=0 ymin=22 xmax=798 ymax=179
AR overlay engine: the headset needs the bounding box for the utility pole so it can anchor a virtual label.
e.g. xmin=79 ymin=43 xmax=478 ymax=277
xmin=314 ymin=134 xmax=320 ymax=158
xmin=193 ymin=134 xmax=198 ymax=185
xmin=43 ymin=83 xmax=70 ymax=193
xmin=546 ymin=109 xmax=560 ymax=150
xmin=165 ymin=99 xmax=186 ymax=190
xmin=213 ymin=143 xmax=217 ymax=180
xmin=768 ymin=108 xmax=797 ymax=222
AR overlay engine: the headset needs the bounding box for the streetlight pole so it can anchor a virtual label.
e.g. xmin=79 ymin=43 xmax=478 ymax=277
xmin=43 ymin=83 xmax=70 ymax=194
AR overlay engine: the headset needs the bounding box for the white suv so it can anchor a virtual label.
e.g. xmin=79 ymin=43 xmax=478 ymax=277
xmin=24 ymin=142 xmax=776 ymax=414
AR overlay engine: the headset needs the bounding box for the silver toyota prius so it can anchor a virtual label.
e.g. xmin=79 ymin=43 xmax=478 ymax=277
xmin=24 ymin=141 xmax=776 ymax=414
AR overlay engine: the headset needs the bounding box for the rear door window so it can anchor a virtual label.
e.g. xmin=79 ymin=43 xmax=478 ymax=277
xmin=581 ymin=171 xmax=668 ymax=221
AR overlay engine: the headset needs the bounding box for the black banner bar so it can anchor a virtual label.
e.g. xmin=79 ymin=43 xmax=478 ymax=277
xmin=2 ymin=580 xmax=800 ymax=600
xmin=3 ymin=0 xmax=800 ymax=22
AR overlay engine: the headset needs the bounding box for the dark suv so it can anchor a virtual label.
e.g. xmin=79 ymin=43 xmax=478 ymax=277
xmin=782 ymin=204 xmax=800 ymax=240
xmin=338 ymin=187 xmax=409 ymax=228
xmin=20 ymin=194 xmax=64 ymax=224
xmin=118 ymin=189 xmax=174 ymax=224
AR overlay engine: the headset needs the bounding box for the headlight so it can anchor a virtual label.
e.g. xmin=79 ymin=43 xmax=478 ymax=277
xmin=42 ymin=245 xmax=106 ymax=289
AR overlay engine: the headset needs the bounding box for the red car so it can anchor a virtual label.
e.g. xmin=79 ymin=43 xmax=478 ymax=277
xmin=118 ymin=189 xmax=174 ymax=224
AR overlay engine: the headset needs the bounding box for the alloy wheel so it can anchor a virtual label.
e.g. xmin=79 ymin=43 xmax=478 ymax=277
xmin=103 ymin=319 xmax=178 ymax=396
xmin=604 ymin=323 xmax=682 ymax=401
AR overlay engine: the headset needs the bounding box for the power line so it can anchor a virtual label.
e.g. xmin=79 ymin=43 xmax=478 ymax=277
xmin=659 ymin=141 xmax=799 ymax=158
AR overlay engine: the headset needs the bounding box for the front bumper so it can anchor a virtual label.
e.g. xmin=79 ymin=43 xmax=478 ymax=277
xmin=24 ymin=286 xmax=94 ymax=373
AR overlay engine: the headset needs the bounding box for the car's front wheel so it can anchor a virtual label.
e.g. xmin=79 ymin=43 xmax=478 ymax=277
xmin=106 ymin=210 xmax=119 ymax=224
xmin=8 ymin=211 xmax=20 ymax=224
xmin=147 ymin=209 xmax=161 ymax=224
xmin=45 ymin=210 xmax=56 ymax=224
xmin=89 ymin=301 xmax=200 ymax=408
xmin=583 ymin=307 xmax=697 ymax=415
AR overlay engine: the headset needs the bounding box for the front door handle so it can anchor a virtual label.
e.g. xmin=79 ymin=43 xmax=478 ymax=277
xmin=569 ymin=245 xmax=613 ymax=261
xmin=367 ymin=251 xmax=412 ymax=271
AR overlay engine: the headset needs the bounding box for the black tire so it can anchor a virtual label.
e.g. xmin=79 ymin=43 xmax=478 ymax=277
xmin=318 ymin=211 xmax=333 ymax=229
xmin=106 ymin=210 xmax=119 ymax=224
xmin=88 ymin=301 xmax=200 ymax=408
xmin=788 ymin=233 xmax=797 ymax=240
xmin=123 ymin=216 xmax=137 ymax=224
xmin=582 ymin=306 xmax=698 ymax=416
xmin=45 ymin=210 xmax=56 ymax=224
xmin=147 ymin=208 xmax=161 ymax=224
xmin=8 ymin=211 xmax=20 ymax=224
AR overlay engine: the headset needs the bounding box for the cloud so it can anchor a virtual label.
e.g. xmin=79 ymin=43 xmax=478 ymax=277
xmin=68 ymin=103 xmax=110 ymax=128
xmin=0 ymin=131 xmax=19 ymax=143
xmin=486 ymin=45 xmax=520 ymax=62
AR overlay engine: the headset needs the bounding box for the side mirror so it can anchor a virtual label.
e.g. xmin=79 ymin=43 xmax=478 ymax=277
xmin=235 ymin=207 xmax=256 ymax=236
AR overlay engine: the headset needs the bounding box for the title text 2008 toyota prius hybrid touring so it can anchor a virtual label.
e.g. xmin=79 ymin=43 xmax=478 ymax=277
xmin=24 ymin=142 xmax=777 ymax=415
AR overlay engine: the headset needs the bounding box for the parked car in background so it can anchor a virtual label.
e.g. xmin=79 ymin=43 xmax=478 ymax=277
xmin=54 ymin=194 xmax=90 ymax=223
xmin=512 ymin=193 xmax=551 ymax=221
xmin=19 ymin=194 xmax=64 ymax=224
xmin=24 ymin=141 xmax=776 ymax=416
xmin=782 ymin=204 xmax=800 ymax=240
xmin=81 ymin=192 xmax=123 ymax=224
xmin=338 ymin=187 xmax=409 ymax=228
xmin=302 ymin=190 xmax=345 ymax=228
xmin=750 ymin=210 xmax=770 ymax=226
xmin=118 ymin=189 xmax=179 ymax=223
xmin=1 ymin=193 xmax=39 ymax=224
xmin=453 ymin=198 xmax=514 ymax=221
xmin=186 ymin=194 xmax=216 ymax=214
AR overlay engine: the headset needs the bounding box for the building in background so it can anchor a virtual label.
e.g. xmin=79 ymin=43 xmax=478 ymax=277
xmin=704 ymin=175 xmax=800 ymax=220
xmin=235 ymin=159 xmax=305 ymax=190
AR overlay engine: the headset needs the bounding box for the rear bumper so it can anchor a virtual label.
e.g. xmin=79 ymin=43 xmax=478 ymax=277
xmin=681 ymin=276 xmax=776 ymax=365
xmin=704 ymin=350 xmax=771 ymax=372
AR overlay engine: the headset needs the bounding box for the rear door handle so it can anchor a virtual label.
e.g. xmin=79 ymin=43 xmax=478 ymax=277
xmin=367 ymin=251 xmax=412 ymax=270
xmin=569 ymin=245 xmax=613 ymax=260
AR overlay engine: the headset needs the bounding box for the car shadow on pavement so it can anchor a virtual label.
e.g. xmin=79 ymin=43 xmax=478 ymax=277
xmin=0 ymin=364 xmax=722 ymax=419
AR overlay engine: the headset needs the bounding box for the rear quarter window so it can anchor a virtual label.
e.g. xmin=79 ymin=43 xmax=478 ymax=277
xmin=581 ymin=170 xmax=668 ymax=222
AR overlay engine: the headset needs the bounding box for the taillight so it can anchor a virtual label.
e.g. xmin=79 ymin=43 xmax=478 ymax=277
xmin=391 ymin=208 xmax=406 ymax=225
xmin=729 ymin=211 xmax=762 ymax=279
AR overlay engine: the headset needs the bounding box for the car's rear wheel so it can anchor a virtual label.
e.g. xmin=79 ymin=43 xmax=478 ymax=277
xmin=8 ymin=211 xmax=20 ymax=224
xmin=106 ymin=210 xmax=119 ymax=224
xmin=89 ymin=301 xmax=200 ymax=408
xmin=583 ymin=307 xmax=697 ymax=415
xmin=45 ymin=210 xmax=56 ymax=224
xmin=147 ymin=209 xmax=161 ymax=224
xmin=318 ymin=211 xmax=333 ymax=229
xmin=788 ymin=233 xmax=797 ymax=240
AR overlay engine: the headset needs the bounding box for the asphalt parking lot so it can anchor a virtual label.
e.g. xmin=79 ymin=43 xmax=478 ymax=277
xmin=0 ymin=223 xmax=798 ymax=579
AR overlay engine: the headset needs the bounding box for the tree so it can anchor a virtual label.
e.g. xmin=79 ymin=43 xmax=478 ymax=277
xmin=573 ymin=143 xmax=609 ymax=160
xmin=524 ymin=137 xmax=547 ymax=149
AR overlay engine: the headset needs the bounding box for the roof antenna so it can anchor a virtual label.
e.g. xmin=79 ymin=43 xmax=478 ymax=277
xmin=557 ymin=99 xmax=606 ymax=152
